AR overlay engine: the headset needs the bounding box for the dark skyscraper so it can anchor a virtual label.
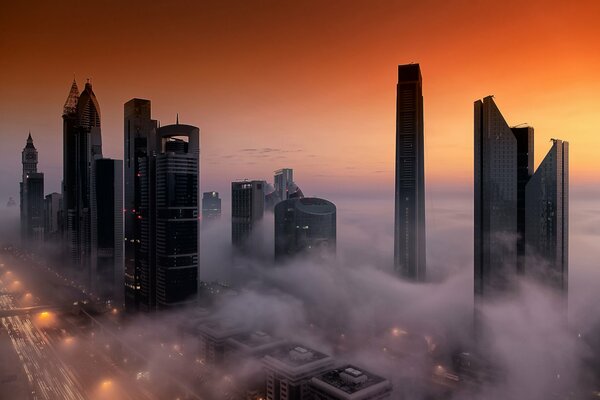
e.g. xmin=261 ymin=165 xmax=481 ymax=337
xmin=202 ymin=191 xmax=222 ymax=222
xmin=25 ymin=172 xmax=45 ymax=244
xmin=525 ymin=139 xmax=569 ymax=293
xmin=474 ymin=96 xmax=518 ymax=298
xmin=62 ymin=79 xmax=103 ymax=283
xmin=136 ymin=121 xmax=200 ymax=310
xmin=123 ymin=98 xmax=157 ymax=310
xmin=274 ymin=197 xmax=336 ymax=260
xmin=394 ymin=63 xmax=426 ymax=281
xmin=231 ymin=180 xmax=265 ymax=247
xmin=20 ymin=133 xmax=41 ymax=243
xmin=91 ymin=158 xmax=124 ymax=306
xmin=44 ymin=192 xmax=62 ymax=242
xmin=474 ymin=96 xmax=569 ymax=300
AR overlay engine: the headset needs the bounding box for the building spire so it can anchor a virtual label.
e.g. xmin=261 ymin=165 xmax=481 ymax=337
xmin=63 ymin=78 xmax=80 ymax=116
xmin=27 ymin=131 xmax=32 ymax=142
xmin=176 ymin=113 xmax=179 ymax=125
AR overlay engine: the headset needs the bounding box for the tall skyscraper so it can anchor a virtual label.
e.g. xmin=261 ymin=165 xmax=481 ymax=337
xmin=91 ymin=158 xmax=124 ymax=306
xmin=20 ymin=133 xmax=39 ymax=242
xmin=474 ymin=96 xmax=569 ymax=300
xmin=274 ymin=197 xmax=336 ymax=260
xmin=231 ymin=180 xmax=265 ymax=247
xmin=123 ymin=98 xmax=157 ymax=310
xmin=202 ymin=191 xmax=222 ymax=221
xmin=310 ymin=365 xmax=393 ymax=400
xmin=274 ymin=168 xmax=293 ymax=201
xmin=44 ymin=192 xmax=62 ymax=242
xmin=25 ymin=172 xmax=45 ymax=244
xmin=394 ymin=63 xmax=426 ymax=281
xmin=474 ymin=96 xmax=518 ymax=298
xmin=525 ymin=139 xmax=569 ymax=292
xmin=136 ymin=121 xmax=199 ymax=310
xmin=62 ymin=79 xmax=103 ymax=283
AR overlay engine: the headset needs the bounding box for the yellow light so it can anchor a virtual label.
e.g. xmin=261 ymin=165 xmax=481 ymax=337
xmin=101 ymin=380 xmax=113 ymax=389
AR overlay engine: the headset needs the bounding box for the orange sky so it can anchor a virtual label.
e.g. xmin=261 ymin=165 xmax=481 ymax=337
xmin=0 ymin=0 xmax=599 ymax=199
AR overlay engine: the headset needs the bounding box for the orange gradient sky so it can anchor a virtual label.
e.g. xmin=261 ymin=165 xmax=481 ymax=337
xmin=0 ymin=0 xmax=599 ymax=199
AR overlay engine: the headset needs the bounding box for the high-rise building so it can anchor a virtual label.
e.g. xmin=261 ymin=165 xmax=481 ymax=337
xmin=474 ymin=96 xmax=569 ymax=300
xmin=274 ymin=197 xmax=336 ymax=260
xmin=25 ymin=173 xmax=45 ymax=244
xmin=202 ymin=191 xmax=222 ymax=221
xmin=123 ymin=98 xmax=157 ymax=310
xmin=474 ymin=96 xmax=518 ymax=299
xmin=231 ymin=180 xmax=265 ymax=247
xmin=20 ymin=133 xmax=39 ymax=243
xmin=394 ymin=63 xmax=426 ymax=281
xmin=137 ymin=121 xmax=199 ymax=310
xmin=62 ymin=79 xmax=103 ymax=284
xmin=263 ymin=343 xmax=334 ymax=400
xmin=310 ymin=365 xmax=393 ymax=400
xmin=274 ymin=168 xmax=293 ymax=201
xmin=91 ymin=158 xmax=124 ymax=306
xmin=525 ymin=139 xmax=569 ymax=292
xmin=44 ymin=192 xmax=62 ymax=241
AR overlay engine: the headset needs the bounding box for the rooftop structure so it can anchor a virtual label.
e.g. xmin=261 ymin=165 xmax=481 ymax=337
xmin=310 ymin=365 xmax=392 ymax=399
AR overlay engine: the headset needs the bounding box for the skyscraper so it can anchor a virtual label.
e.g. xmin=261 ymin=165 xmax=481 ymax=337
xmin=394 ymin=63 xmax=426 ymax=281
xmin=525 ymin=139 xmax=569 ymax=292
xmin=20 ymin=133 xmax=39 ymax=243
xmin=91 ymin=158 xmax=124 ymax=306
xmin=202 ymin=191 xmax=222 ymax=221
xmin=44 ymin=192 xmax=62 ymax=242
xmin=274 ymin=197 xmax=336 ymax=260
xmin=123 ymin=98 xmax=157 ymax=310
xmin=62 ymin=79 xmax=103 ymax=283
xmin=231 ymin=180 xmax=265 ymax=247
xmin=25 ymin=172 xmax=45 ymax=244
xmin=474 ymin=96 xmax=518 ymax=298
xmin=274 ymin=168 xmax=293 ymax=201
xmin=512 ymin=126 xmax=534 ymax=274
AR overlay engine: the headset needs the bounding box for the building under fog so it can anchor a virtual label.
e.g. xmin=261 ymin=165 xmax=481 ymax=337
xmin=310 ymin=365 xmax=393 ymax=400
xmin=231 ymin=180 xmax=265 ymax=247
xmin=91 ymin=158 xmax=124 ymax=305
xmin=262 ymin=343 xmax=334 ymax=400
xmin=474 ymin=96 xmax=569 ymax=299
xmin=20 ymin=133 xmax=45 ymax=244
xmin=123 ymin=98 xmax=157 ymax=310
xmin=525 ymin=139 xmax=569 ymax=292
xmin=44 ymin=192 xmax=62 ymax=242
xmin=394 ymin=63 xmax=426 ymax=282
xmin=202 ymin=191 xmax=221 ymax=221
xmin=274 ymin=197 xmax=336 ymax=260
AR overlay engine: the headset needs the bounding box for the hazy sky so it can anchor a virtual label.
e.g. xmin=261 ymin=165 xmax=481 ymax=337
xmin=1 ymin=0 xmax=599 ymax=199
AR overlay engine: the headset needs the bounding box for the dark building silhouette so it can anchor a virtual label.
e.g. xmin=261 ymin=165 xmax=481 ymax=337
xmin=310 ymin=365 xmax=393 ymax=400
xmin=62 ymin=79 xmax=103 ymax=285
xmin=44 ymin=192 xmax=62 ymax=242
xmin=202 ymin=191 xmax=221 ymax=221
xmin=525 ymin=139 xmax=569 ymax=293
xmin=394 ymin=63 xmax=426 ymax=281
xmin=274 ymin=168 xmax=293 ymax=201
xmin=20 ymin=133 xmax=43 ymax=244
xmin=274 ymin=197 xmax=336 ymax=260
xmin=123 ymin=98 xmax=157 ymax=310
xmin=91 ymin=158 xmax=124 ymax=306
xmin=231 ymin=180 xmax=265 ymax=247
xmin=474 ymin=96 xmax=518 ymax=298
xmin=137 ymin=121 xmax=200 ymax=310
xmin=474 ymin=96 xmax=569 ymax=300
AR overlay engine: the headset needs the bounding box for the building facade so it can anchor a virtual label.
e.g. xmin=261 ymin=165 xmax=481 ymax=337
xmin=274 ymin=197 xmax=336 ymax=260
xmin=274 ymin=168 xmax=293 ymax=201
xmin=202 ymin=191 xmax=222 ymax=222
xmin=20 ymin=133 xmax=43 ymax=244
xmin=394 ymin=63 xmax=426 ymax=281
xmin=25 ymin=173 xmax=45 ymax=244
xmin=44 ymin=192 xmax=62 ymax=242
xmin=231 ymin=180 xmax=265 ymax=247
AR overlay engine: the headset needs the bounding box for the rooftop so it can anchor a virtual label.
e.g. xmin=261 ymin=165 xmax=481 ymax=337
xmin=312 ymin=365 xmax=391 ymax=396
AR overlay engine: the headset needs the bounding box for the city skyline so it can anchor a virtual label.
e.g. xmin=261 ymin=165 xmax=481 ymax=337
xmin=1 ymin=1 xmax=599 ymax=201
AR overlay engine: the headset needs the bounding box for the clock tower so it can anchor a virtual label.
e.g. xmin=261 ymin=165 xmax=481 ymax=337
xmin=22 ymin=132 xmax=38 ymax=179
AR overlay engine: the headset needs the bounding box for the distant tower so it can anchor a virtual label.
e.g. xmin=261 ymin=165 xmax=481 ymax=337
xmin=274 ymin=168 xmax=293 ymax=200
xmin=44 ymin=192 xmax=62 ymax=242
xmin=62 ymin=79 xmax=102 ymax=286
xmin=20 ymin=133 xmax=38 ymax=242
xmin=525 ymin=140 xmax=569 ymax=293
xmin=474 ymin=96 xmax=518 ymax=299
xmin=123 ymin=98 xmax=157 ymax=311
xmin=231 ymin=180 xmax=265 ymax=247
xmin=274 ymin=197 xmax=336 ymax=261
xmin=394 ymin=63 xmax=426 ymax=281
xmin=202 ymin=191 xmax=222 ymax=222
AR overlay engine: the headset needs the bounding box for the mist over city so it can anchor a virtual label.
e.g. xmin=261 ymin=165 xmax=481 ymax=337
xmin=1 ymin=1 xmax=600 ymax=400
